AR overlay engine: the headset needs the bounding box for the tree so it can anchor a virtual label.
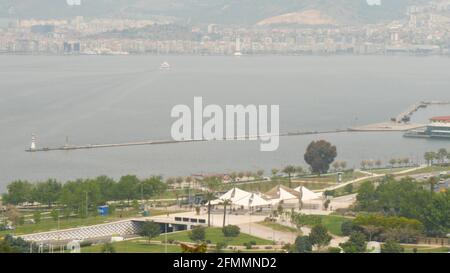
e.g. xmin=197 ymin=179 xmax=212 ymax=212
xmin=33 ymin=211 xmax=41 ymax=224
xmin=205 ymin=192 xmax=215 ymax=227
xmin=375 ymin=160 xmax=382 ymax=168
xmin=221 ymin=199 xmax=232 ymax=227
xmin=294 ymin=236 xmax=312 ymax=253
xmin=5 ymin=205 xmax=21 ymax=226
xmin=33 ymin=179 xmax=62 ymax=208
xmin=340 ymin=161 xmax=347 ymax=170
xmin=341 ymin=220 xmax=356 ymax=236
xmin=356 ymin=181 xmax=377 ymax=211
xmin=309 ymin=224 xmax=332 ymax=249
xmin=332 ymin=161 xmax=340 ymax=171
xmin=256 ymin=170 xmax=264 ymax=178
xmin=140 ymin=221 xmax=161 ymax=243
xmin=339 ymin=232 xmax=367 ymax=253
xmin=424 ymin=152 xmax=435 ymax=166
xmin=437 ymin=148 xmax=447 ymax=164
xmin=381 ymin=240 xmax=404 ymax=253
xmin=389 ymin=158 xmax=397 ymax=167
xmin=282 ymin=165 xmax=296 ymax=188
xmin=116 ymin=175 xmax=139 ymax=205
xmin=222 ymin=225 xmax=240 ymax=237
xmin=101 ymin=242 xmax=116 ymax=253
xmin=189 ymin=226 xmax=206 ymax=241
xmin=360 ymin=160 xmax=367 ymax=170
xmin=50 ymin=209 xmax=59 ymax=222
xmin=3 ymin=180 xmax=34 ymax=205
xmin=271 ymin=168 xmax=279 ymax=177
xmin=427 ymin=177 xmax=438 ymax=193
xmin=304 ymin=140 xmax=337 ymax=175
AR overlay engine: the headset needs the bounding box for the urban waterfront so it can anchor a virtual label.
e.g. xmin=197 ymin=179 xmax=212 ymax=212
xmin=1 ymin=55 xmax=450 ymax=191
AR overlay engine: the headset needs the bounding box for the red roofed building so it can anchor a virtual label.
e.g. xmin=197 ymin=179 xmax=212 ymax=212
xmin=430 ymin=116 xmax=450 ymax=123
xmin=425 ymin=115 xmax=450 ymax=138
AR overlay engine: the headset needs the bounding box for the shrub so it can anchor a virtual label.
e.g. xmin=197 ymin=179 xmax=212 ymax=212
xmin=328 ymin=247 xmax=342 ymax=253
xmin=381 ymin=240 xmax=404 ymax=253
xmin=339 ymin=232 xmax=367 ymax=253
xmin=341 ymin=220 xmax=356 ymax=236
xmin=222 ymin=225 xmax=240 ymax=237
xmin=189 ymin=226 xmax=206 ymax=241
xmin=294 ymin=236 xmax=312 ymax=253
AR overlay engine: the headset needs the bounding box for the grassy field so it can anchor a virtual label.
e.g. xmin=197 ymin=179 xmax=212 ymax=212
xmin=80 ymin=238 xmax=283 ymax=253
xmin=81 ymin=240 xmax=182 ymax=253
xmin=370 ymin=167 xmax=412 ymax=175
xmin=257 ymin=221 xmax=299 ymax=233
xmin=156 ymin=228 xmax=273 ymax=246
xmin=0 ymin=209 xmax=173 ymax=237
xmin=402 ymin=245 xmax=449 ymax=253
xmin=318 ymin=215 xmax=348 ymax=236
xmin=399 ymin=165 xmax=450 ymax=176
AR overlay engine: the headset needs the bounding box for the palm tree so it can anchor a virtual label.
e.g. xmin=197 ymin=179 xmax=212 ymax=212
xmin=283 ymin=165 xmax=296 ymax=188
xmin=437 ymin=148 xmax=448 ymax=164
xmin=205 ymin=192 xmax=215 ymax=227
xmin=424 ymin=152 xmax=434 ymax=166
xmin=332 ymin=161 xmax=340 ymax=172
xmin=361 ymin=160 xmax=367 ymax=170
xmin=271 ymin=168 xmax=279 ymax=177
xmin=389 ymin=158 xmax=396 ymax=168
xmin=375 ymin=160 xmax=382 ymax=169
xmin=221 ymin=199 xmax=232 ymax=227
xmin=428 ymin=177 xmax=438 ymax=193
xmin=340 ymin=161 xmax=347 ymax=170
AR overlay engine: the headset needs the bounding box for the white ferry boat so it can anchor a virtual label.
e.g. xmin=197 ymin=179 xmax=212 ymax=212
xmin=160 ymin=61 xmax=171 ymax=71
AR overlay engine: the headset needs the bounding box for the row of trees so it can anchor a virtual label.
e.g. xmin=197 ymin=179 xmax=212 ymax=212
xmin=424 ymin=148 xmax=450 ymax=166
xmin=2 ymin=175 xmax=167 ymax=213
xmin=356 ymin=177 xmax=449 ymax=236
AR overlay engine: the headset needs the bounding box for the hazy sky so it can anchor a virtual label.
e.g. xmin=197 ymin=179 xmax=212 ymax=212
xmin=367 ymin=0 xmax=382 ymax=5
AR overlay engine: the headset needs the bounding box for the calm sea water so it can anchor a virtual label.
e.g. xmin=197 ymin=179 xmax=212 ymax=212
xmin=1 ymin=55 xmax=450 ymax=191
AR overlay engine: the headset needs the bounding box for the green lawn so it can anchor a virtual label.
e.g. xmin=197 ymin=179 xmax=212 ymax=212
xmin=402 ymin=245 xmax=449 ymax=253
xmin=156 ymin=228 xmax=273 ymax=246
xmin=399 ymin=165 xmax=450 ymax=176
xmin=318 ymin=215 xmax=348 ymax=236
xmin=0 ymin=209 xmax=172 ymax=237
xmin=370 ymin=167 xmax=412 ymax=175
xmin=81 ymin=240 xmax=182 ymax=253
xmin=257 ymin=221 xmax=299 ymax=233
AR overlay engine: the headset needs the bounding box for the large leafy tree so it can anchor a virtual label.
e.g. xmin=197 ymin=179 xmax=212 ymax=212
xmin=309 ymin=224 xmax=332 ymax=249
xmin=294 ymin=236 xmax=312 ymax=253
xmin=116 ymin=175 xmax=140 ymax=205
xmin=304 ymin=140 xmax=337 ymax=175
xmin=3 ymin=180 xmax=34 ymax=205
xmin=33 ymin=179 xmax=62 ymax=207
xmin=140 ymin=221 xmax=161 ymax=243
xmin=339 ymin=232 xmax=367 ymax=253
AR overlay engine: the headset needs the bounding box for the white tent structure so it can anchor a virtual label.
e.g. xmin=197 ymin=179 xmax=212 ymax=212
xmin=210 ymin=187 xmax=252 ymax=205
xmin=265 ymin=185 xmax=300 ymax=205
xmin=233 ymin=193 xmax=271 ymax=208
xmin=294 ymin=186 xmax=322 ymax=201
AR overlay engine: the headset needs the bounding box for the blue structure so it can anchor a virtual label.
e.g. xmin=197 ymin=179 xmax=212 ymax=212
xmin=97 ymin=205 xmax=109 ymax=216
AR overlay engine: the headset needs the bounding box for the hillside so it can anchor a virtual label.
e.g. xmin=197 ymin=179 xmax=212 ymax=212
xmin=0 ymin=0 xmax=426 ymax=25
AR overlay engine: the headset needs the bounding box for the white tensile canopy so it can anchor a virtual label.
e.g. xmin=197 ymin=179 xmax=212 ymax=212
xmin=210 ymin=187 xmax=252 ymax=205
xmin=265 ymin=185 xmax=299 ymax=205
xmin=233 ymin=193 xmax=271 ymax=208
xmin=294 ymin=186 xmax=322 ymax=201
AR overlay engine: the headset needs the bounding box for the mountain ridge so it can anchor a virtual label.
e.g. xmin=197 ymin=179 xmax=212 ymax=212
xmin=0 ymin=0 xmax=426 ymax=25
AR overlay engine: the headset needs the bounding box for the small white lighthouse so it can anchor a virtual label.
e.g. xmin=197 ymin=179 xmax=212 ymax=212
xmin=30 ymin=134 xmax=36 ymax=150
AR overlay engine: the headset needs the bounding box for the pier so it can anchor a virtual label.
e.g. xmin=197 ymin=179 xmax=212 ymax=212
xmin=393 ymin=101 xmax=450 ymax=123
xmin=25 ymin=100 xmax=450 ymax=153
